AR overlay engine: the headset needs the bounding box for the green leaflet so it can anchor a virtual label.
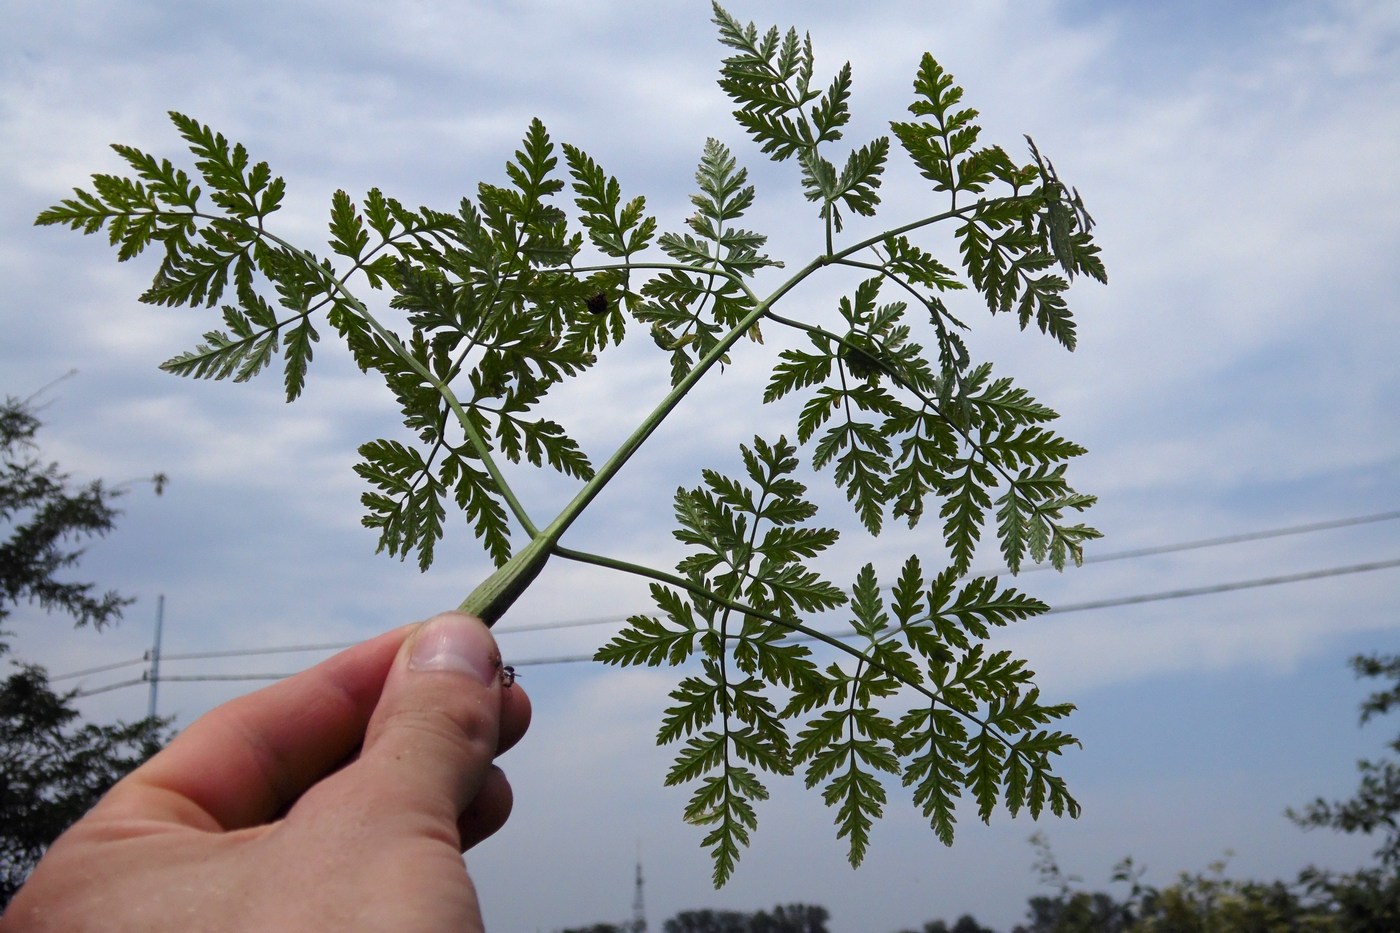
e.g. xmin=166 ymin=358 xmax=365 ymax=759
xmin=38 ymin=2 xmax=1107 ymax=888
xmin=640 ymin=137 xmax=776 ymax=385
xmin=713 ymin=2 xmax=888 ymax=235
xmin=764 ymin=273 xmax=1095 ymax=569
xmin=563 ymin=143 xmax=657 ymax=261
xmin=597 ymin=446 xmax=1078 ymax=879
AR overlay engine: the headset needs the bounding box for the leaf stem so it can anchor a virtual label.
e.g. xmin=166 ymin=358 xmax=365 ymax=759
xmin=456 ymin=198 xmax=1035 ymax=623
xmin=459 ymin=255 xmax=826 ymax=623
xmin=552 ymin=544 xmax=862 ymax=662
xmin=553 ymin=542 xmax=1039 ymax=756
xmin=828 ymin=197 xmax=1004 ymax=263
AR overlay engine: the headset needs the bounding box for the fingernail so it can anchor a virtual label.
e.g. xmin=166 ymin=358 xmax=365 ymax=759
xmin=408 ymin=613 xmax=500 ymax=686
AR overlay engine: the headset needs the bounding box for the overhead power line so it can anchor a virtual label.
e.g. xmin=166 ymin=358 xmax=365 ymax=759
xmin=72 ymin=677 xmax=148 ymax=698
xmin=781 ymin=557 xmax=1400 ymax=646
xmin=1042 ymin=557 xmax=1400 ymax=614
xmin=158 ymin=642 xmax=361 ymax=662
xmin=497 ymin=613 xmax=635 ymax=635
xmin=50 ymin=507 xmax=1400 ymax=681
xmin=153 ymin=673 xmax=299 ymax=683
xmin=70 ymin=553 xmax=1400 ymax=696
xmin=1004 ymin=509 xmax=1400 ymax=574
xmin=50 ymin=656 xmax=148 ymax=682
xmin=493 ymin=509 xmax=1400 ymax=632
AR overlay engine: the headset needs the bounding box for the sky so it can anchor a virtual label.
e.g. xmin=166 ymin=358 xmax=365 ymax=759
xmin=3 ymin=0 xmax=1399 ymax=930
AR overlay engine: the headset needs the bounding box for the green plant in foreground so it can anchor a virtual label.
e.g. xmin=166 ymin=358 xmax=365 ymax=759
xmin=36 ymin=4 xmax=1106 ymax=885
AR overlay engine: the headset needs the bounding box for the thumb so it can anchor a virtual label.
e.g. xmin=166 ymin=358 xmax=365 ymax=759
xmin=354 ymin=611 xmax=505 ymax=833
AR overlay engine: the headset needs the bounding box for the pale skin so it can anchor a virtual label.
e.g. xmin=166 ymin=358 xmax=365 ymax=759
xmin=1 ymin=611 xmax=531 ymax=932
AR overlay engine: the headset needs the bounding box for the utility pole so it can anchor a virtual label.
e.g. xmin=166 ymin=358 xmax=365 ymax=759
xmin=146 ymin=594 xmax=164 ymax=720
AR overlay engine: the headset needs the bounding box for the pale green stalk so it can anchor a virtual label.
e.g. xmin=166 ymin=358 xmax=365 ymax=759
xmin=459 ymin=254 xmax=826 ymax=624
xmin=457 ymin=198 xmax=1007 ymax=624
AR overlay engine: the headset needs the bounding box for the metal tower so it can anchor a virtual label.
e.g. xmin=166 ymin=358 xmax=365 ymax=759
xmin=630 ymin=859 xmax=647 ymax=933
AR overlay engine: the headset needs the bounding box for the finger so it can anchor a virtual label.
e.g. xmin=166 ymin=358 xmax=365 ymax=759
xmin=351 ymin=612 xmax=507 ymax=836
xmin=100 ymin=623 xmax=414 ymax=831
xmin=456 ymin=764 xmax=513 ymax=850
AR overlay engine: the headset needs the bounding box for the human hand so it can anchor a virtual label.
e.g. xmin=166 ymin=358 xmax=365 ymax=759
xmin=1 ymin=611 xmax=531 ymax=932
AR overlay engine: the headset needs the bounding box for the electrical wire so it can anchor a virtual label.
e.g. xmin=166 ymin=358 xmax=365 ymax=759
xmin=158 ymin=642 xmax=361 ymax=662
xmin=484 ymin=509 xmax=1400 ymax=633
xmin=53 ymin=510 xmax=1400 ymax=689
xmin=69 ymin=553 xmax=1400 ymax=695
xmin=496 ymin=614 xmax=634 ymax=635
xmin=1040 ymin=557 xmax=1400 ymax=614
xmin=49 ymin=656 xmax=148 ymax=682
xmin=72 ymin=677 xmax=147 ymax=698
xmin=153 ymin=674 xmax=301 ymax=683
xmin=674 ymin=556 xmax=1400 ymax=650
xmin=60 ymin=507 xmax=1398 ymax=674
xmin=1005 ymin=509 xmax=1400 ymax=574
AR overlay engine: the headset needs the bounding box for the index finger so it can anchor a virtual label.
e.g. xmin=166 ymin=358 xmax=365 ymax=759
xmin=98 ymin=623 xmax=413 ymax=831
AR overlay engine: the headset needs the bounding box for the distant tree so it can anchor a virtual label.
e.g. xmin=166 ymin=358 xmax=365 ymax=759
xmin=954 ymin=918 xmax=998 ymax=933
xmin=1281 ymin=651 xmax=1400 ymax=931
xmin=750 ymin=903 xmax=831 ymax=933
xmin=0 ymin=657 xmax=168 ymax=904
xmin=1131 ymin=861 xmax=1317 ymax=933
xmin=1012 ymin=834 xmax=1139 ymax=933
xmin=0 ymin=392 xmax=170 ymax=906
xmin=1005 ymin=831 xmax=1398 ymax=933
xmin=899 ymin=914 xmax=999 ymax=933
xmin=0 ymin=394 xmax=132 ymax=629
xmin=1289 ymin=653 xmax=1400 ymax=867
xmin=664 ymin=909 xmax=752 ymax=933
xmin=661 ymin=904 xmax=830 ymax=933
xmin=557 ymin=925 xmax=625 ymax=933
xmin=1298 ymin=865 xmax=1400 ymax=932
xmin=1015 ymin=890 xmax=1133 ymax=933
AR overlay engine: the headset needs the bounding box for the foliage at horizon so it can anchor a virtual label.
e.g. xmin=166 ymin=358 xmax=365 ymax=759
xmin=36 ymin=3 xmax=1106 ymax=884
xmin=1290 ymin=653 xmax=1400 ymax=869
xmin=1001 ymin=834 xmax=1400 ymax=932
xmin=0 ymin=394 xmax=173 ymax=906
xmin=558 ymin=902 xmax=832 ymax=933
